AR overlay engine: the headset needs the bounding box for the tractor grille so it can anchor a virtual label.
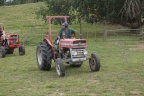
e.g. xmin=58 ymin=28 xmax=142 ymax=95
xmin=71 ymin=48 xmax=86 ymax=58
xmin=11 ymin=35 xmax=17 ymax=44
xmin=13 ymin=40 xmax=17 ymax=44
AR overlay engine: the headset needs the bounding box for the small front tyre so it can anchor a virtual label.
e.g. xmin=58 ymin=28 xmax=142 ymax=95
xmin=89 ymin=53 xmax=100 ymax=71
xmin=55 ymin=58 xmax=65 ymax=77
xmin=19 ymin=45 xmax=25 ymax=55
xmin=0 ymin=46 xmax=6 ymax=58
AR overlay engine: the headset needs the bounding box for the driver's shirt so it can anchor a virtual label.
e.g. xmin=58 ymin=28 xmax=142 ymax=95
xmin=58 ymin=28 xmax=76 ymax=39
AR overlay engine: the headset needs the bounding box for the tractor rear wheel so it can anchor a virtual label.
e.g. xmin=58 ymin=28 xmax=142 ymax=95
xmin=36 ymin=41 xmax=52 ymax=71
xmin=6 ymin=49 xmax=14 ymax=54
xmin=55 ymin=58 xmax=65 ymax=77
xmin=0 ymin=46 xmax=6 ymax=58
xmin=19 ymin=45 xmax=25 ymax=55
xmin=89 ymin=53 xmax=100 ymax=71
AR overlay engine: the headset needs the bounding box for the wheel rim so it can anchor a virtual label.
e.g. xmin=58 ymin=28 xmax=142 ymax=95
xmin=37 ymin=48 xmax=42 ymax=65
xmin=90 ymin=58 xmax=96 ymax=70
xmin=56 ymin=64 xmax=61 ymax=76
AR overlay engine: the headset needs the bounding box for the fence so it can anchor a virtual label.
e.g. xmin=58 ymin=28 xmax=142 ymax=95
xmin=103 ymin=28 xmax=144 ymax=41
xmin=5 ymin=25 xmax=144 ymax=46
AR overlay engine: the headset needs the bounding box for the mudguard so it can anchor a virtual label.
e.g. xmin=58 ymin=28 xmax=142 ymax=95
xmin=43 ymin=38 xmax=53 ymax=47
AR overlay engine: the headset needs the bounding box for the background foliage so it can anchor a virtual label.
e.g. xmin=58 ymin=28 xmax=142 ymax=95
xmin=1 ymin=0 xmax=144 ymax=29
xmin=37 ymin=0 xmax=144 ymax=29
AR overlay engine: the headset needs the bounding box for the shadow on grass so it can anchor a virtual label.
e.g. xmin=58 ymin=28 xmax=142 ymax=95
xmin=31 ymin=63 xmax=94 ymax=78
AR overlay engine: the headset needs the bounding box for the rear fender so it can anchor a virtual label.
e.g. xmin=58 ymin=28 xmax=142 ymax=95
xmin=43 ymin=39 xmax=55 ymax=61
xmin=43 ymin=39 xmax=53 ymax=47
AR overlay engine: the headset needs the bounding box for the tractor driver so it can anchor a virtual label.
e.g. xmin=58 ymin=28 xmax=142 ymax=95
xmin=56 ymin=22 xmax=76 ymax=45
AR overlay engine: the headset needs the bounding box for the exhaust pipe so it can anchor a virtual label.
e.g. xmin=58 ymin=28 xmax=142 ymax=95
xmin=79 ymin=16 xmax=82 ymax=39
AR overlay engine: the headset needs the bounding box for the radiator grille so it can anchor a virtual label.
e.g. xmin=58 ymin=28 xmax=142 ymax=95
xmin=71 ymin=48 xmax=85 ymax=58
xmin=11 ymin=35 xmax=17 ymax=44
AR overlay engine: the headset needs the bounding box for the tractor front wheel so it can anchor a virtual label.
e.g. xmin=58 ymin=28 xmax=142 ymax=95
xmin=55 ymin=58 xmax=65 ymax=77
xmin=0 ymin=46 xmax=6 ymax=58
xmin=36 ymin=42 xmax=52 ymax=71
xmin=19 ymin=45 xmax=25 ymax=55
xmin=89 ymin=53 xmax=100 ymax=71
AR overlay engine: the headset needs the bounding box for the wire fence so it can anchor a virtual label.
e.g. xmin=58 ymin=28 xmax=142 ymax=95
xmin=103 ymin=28 xmax=144 ymax=41
xmin=4 ymin=25 xmax=144 ymax=46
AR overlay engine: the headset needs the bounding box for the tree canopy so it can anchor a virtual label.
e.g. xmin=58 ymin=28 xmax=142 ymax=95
xmin=1 ymin=0 xmax=144 ymax=29
xmin=37 ymin=0 xmax=144 ymax=29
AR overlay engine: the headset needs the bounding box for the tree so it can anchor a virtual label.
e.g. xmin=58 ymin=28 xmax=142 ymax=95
xmin=11 ymin=0 xmax=21 ymax=4
xmin=0 ymin=0 xmax=5 ymax=6
xmin=120 ymin=0 xmax=144 ymax=29
xmin=73 ymin=0 xmax=144 ymax=29
xmin=36 ymin=0 xmax=75 ymax=24
xmin=37 ymin=0 xmax=144 ymax=29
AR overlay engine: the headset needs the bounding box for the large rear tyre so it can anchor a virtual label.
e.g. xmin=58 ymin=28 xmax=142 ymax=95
xmin=55 ymin=58 xmax=65 ymax=77
xmin=89 ymin=53 xmax=100 ymax=71
xmin=19 ymin=45 xmax=25 ymax=55
xmin=0 ymin=46 xmax=6 ymax=58
xmin=6 ymin=49 xmax=14 ymax=54
xmin=36 ymin=42 xmax=52 ymax=71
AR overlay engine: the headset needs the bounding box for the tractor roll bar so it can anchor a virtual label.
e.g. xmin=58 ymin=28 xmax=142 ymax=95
xmin=46 ymin=16 xmax=70 ymax=43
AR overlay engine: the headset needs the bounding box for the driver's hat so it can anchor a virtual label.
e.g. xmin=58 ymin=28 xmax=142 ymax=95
xmin=62 ymin=22 xmax=68 ymax=27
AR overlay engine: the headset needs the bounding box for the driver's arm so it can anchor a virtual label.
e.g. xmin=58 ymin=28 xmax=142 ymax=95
xmin=57 ymin=35 xmax=60 ymax=41
xmin=57 ymin=29 xmax=63 ymax=40
xmin=73 ymin=32 xmax=76 ymax=38
xmin=71 ymin=29 xmax=76 ymax=38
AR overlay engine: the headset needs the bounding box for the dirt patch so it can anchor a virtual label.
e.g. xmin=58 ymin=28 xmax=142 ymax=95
xmin=129 ymin=44 xmax=144 ymax=51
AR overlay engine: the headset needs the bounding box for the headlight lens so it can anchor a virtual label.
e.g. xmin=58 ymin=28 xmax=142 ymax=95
xmin=84 ymin=50 xmax=88 ymax=55
xmin=71 ymin=51 xmax=77 ymax=56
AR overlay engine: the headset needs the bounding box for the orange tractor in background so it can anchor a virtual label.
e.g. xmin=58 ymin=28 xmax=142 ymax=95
xmin=36 ymin=16 xmax=100 ymax=77
xmin=0 ymin=24 xmax=25 ymax=58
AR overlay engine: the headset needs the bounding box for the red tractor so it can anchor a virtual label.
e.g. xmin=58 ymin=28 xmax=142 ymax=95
xmin=0 ymin=25 xmax=25 ymax=58
xmin=36 ymin=16 xmax=100 ymax=77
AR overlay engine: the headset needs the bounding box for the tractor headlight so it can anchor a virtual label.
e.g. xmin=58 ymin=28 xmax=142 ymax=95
xmin=71 ymin=51 xmax=77 ymax=56
xmin=84 ymin=50 xmax=88 ymax=55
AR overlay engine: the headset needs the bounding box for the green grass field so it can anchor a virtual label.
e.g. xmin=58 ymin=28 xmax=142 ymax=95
xmin=0 ymin=2 xmax=144 ymax=96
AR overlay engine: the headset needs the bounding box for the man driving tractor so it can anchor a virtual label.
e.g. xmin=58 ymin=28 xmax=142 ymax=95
xmin=56 ymin=22 xmax=76 ymax=45
xmin=36 ymin=16 xmax=100 ymax=77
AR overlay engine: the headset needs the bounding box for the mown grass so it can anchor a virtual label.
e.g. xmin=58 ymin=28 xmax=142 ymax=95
xmin=0 ymin=39 xmax=144 ymax=96
xmin=0 ymin=2 xmax=45 ymax=27
xmin=0 ymin=2 xmax=144 ymax=96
